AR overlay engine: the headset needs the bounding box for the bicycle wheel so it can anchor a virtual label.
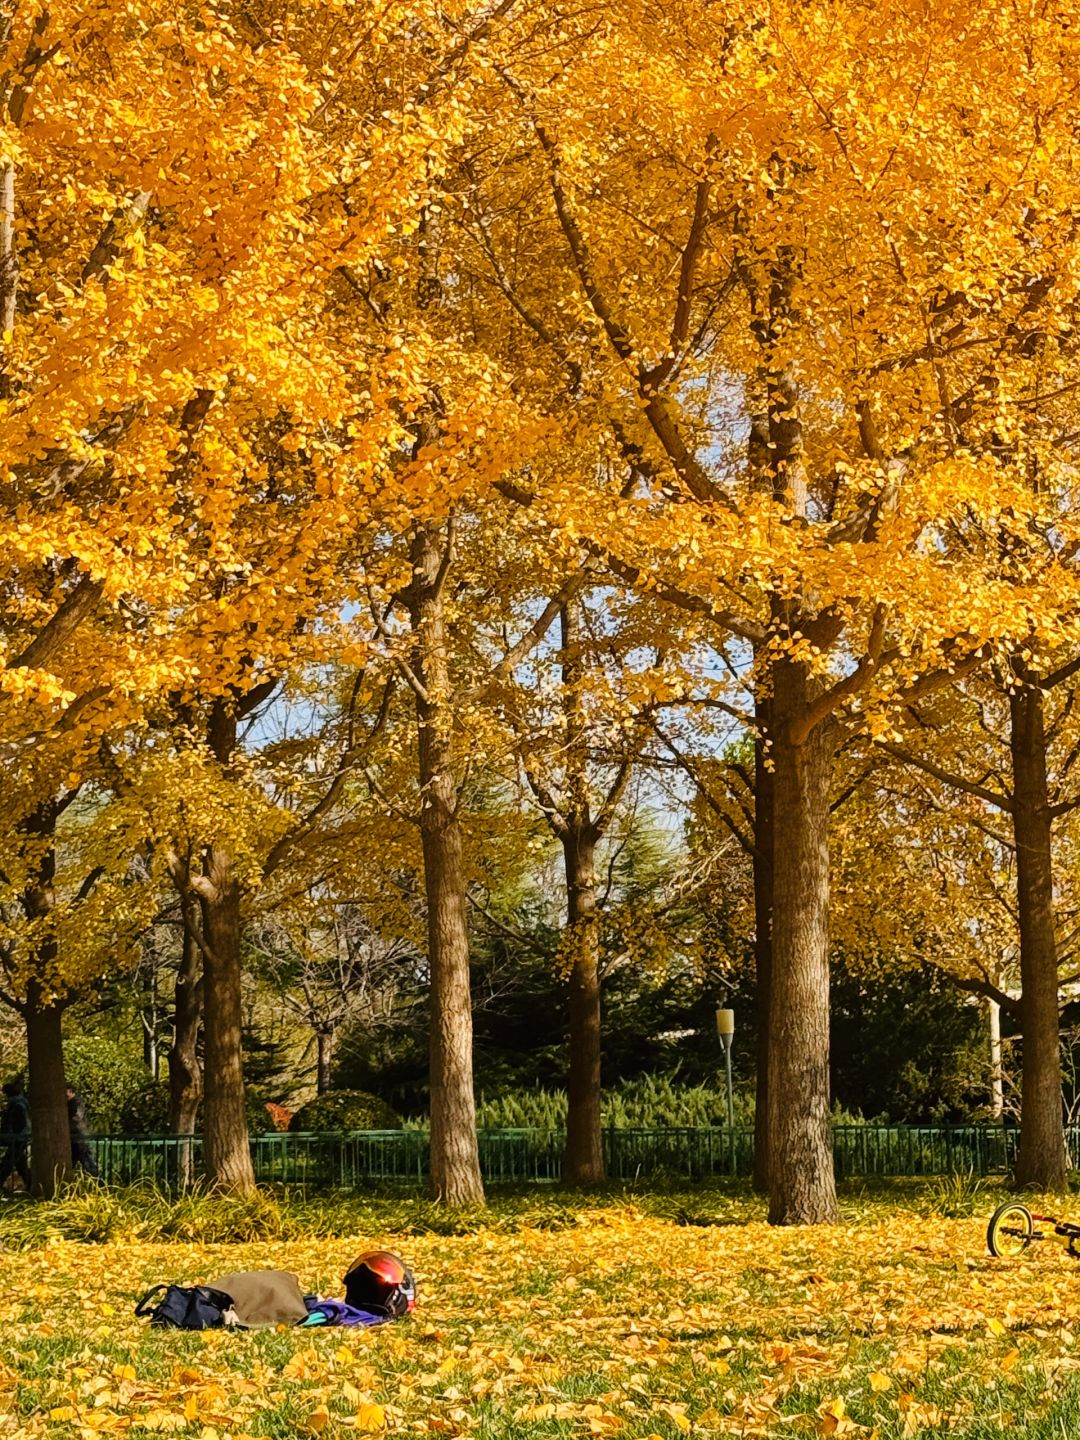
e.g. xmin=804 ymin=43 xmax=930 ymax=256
xmin=986 ymin=1201 xmax=1034 ymax=1258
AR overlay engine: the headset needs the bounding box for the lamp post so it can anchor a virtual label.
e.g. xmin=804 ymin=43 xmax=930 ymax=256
xmin=716 ymin=1006 xmax=735 ymax=1129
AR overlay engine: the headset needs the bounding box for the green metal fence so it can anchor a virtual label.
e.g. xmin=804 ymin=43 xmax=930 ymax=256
xmin=77 ymin=1123 xmax=1039 ymax=1189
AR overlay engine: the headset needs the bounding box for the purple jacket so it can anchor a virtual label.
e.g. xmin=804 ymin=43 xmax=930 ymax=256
xmin=299 ymin=1299 xmax=390 ymax=1328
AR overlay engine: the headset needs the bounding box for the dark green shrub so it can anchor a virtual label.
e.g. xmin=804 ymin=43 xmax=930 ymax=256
xmin=64 ymin=1036 xmax=152 ymax=1132
xmin=289 ymin=1090 xmax=402 ymax=1132
xmin=118 ymin=1081 xmax=170 ymax=1134
xmin=474 ymin=1077 xmax=751 ymax=1130
xmin=119 ymin=1081 xmax=277 ymax=1135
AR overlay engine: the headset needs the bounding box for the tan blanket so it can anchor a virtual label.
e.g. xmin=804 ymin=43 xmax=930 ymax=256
xmin=208 ymin=1270 xmax=309 ymax=1329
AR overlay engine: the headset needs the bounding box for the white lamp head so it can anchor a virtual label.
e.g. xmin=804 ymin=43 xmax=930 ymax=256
xmin=715 ymin=1006 xmax=735 ymax=1040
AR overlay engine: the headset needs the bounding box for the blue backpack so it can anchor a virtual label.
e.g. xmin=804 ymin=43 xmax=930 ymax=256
xmin=134 ymin=1284 xmax=232 ymax=1329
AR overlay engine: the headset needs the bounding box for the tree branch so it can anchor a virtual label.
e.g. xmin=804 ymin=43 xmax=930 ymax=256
xmin=876 ymin=740 xmax=1012 ymax=811
xmin=263 ymin=677 xmax=396 ymax=876
xmin=787 ymin=605 xmax=892 ymax=745
xmin=3 ymin=574 xmax=104 ymax=683
xmin=946 ymin=972 xmax=1020 ymax=1015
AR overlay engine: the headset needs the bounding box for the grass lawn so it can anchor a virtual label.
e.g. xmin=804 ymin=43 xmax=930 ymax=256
xmin=4 ymin=1183 xmax=1080 ymax=1439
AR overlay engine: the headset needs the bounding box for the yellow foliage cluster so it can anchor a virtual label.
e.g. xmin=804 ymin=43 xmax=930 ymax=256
xmin=7 ymin=0 xmax=1080 ymax=1030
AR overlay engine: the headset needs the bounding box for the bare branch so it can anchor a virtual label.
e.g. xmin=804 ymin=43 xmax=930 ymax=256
xmin=263 ymin=677 xmax=396 ymax=876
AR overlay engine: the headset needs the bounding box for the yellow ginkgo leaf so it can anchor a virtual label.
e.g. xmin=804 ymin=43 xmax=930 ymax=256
xmin=659 ymin=1403 xmax=691 ymax=1434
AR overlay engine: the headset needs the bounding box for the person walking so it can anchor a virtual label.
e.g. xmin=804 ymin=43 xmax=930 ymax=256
xmin=0 ymin=1081 xmax=30 ymax=1192
xmin=66 ymin=1086 xmax=98 ymax=1178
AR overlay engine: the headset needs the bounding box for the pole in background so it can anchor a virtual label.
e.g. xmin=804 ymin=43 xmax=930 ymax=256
xmin=987 ymin=997 xmax=1004 ymax=1121
xmin=716 ymin=1007 xmax=735 ymax=1128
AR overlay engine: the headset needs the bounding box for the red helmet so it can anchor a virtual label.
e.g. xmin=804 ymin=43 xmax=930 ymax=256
xmin=343 ymin=1251 xmax=416 ymax=1317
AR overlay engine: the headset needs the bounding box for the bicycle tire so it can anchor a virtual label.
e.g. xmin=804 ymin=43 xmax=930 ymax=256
xmin=986 ymin=1201 xmax=1034 ymax=1258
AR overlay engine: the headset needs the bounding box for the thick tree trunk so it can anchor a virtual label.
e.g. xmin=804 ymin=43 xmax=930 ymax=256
xmin=169 ymin=920 xmax=203 ymax=1187
xmin=766 ymin=658 xmax=837 ymax=1225
xmin=316 ymin=1029 xmax=334 ymax=1095
xmin=752 ymin=686 xmax=774 ymax=1194
xmin=1010 ymin=680 xmax=1067 ymax=1191
xmin=25 ymin=981 xmax=71 ymax=1196
xmin=199 ymin=701 xmax=255 ymax=1195
xmin=200 ymin=843 xmax=255 ymax=1194
xmin=409 ymin=523 xmax=484 ymax=1208
xmin=20 ymin=805 xmax=72 ymax=1196
xmin=563 ymin=825 xmax=603 ymax=1185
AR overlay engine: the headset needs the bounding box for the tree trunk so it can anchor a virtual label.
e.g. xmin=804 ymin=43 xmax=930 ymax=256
xmin=25 ymin=981 xmax=71 ymax=1196
xmin=766 ymin=658 xmax=837 ymax=1225
xmin=409 ymin=523 xmax=484 ymax=1208
xmin=563 ymin=825 xmax=603 ymax=1184
xmin=316 ymin=1029 xmax=334 ymax=1095
xmin=558 ymin=600 xmax=605 ymax=1185
xmin=199 ymin=701 xmax=255 ymax=1195
xmin=169 ymin=919 xmax=203 ymax=1187
xmin=20 ymin=804 xmax=72 ymax=1196
xmin=1 ymin=159 xmax=18 ymax=381
xmin=200 ymin=843 xmax=255 ymax=1194
xmin=752 ymin=684 xmax=774 ymax=1194
xmin=1010 ymin=680 xmax=1067 ymax=1190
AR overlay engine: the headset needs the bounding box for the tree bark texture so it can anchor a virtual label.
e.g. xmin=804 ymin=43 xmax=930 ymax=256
xmin=766 ymin=658 xmax=838 ymax=1225
xmin=752 ymin=686 xmax=774 ymax=1195
xmin=20 ymin=804 xmax=72 ymax=1196
xmin=141 ymin=959 xmax=159 ymax=1078
xmin=1010 ymin=680 xmax=1067 ymax=1191
xmin=409 ymin=524 xmax=485 ymax=1208
xmin=199 ymin=702 xmax=256 ymax=1195
xmin=0 ymin=159 xmax=16 ymax=346
xmin=169 ymin=920 xmax=203 ymax=1187
xmin=559 ymin=600 xmax=605 ymax=1185
xmin=199 ymin=845 xmax=255 ymax=1194
xmin=25 ymin=981 xmax=71 ymax=1196
xmin=562 ymin=825 xmax=604 ymax=1184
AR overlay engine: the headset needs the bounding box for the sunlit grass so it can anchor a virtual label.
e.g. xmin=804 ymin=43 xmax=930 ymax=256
xmin=2 ymin=1182 xmax=1079 ymax=1437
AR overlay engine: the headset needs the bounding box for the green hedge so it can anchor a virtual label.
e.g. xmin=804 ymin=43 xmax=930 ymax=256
xmin=471 ymin=1079 xmax=873 ymax=1130
xmin=64 ymin=1037 xmax=154 ymax=1133
xmin=474 ymin=1076 xmax=749 ymax=1129
xmin=119 ymin=1081 xmax=277 ymax=1135
xmin=289 ymin=1090 xmax=402 ymax=1132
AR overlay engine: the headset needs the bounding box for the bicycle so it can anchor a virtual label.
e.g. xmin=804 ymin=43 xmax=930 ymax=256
xmin=986 ymin=1199 xmax=1080 ymax=1258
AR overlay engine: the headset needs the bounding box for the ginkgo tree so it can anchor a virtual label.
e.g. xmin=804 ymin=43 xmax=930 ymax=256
xmin=0 ymin=0 xmax=376 ymax=1187
xmin=10 ymin=0 xmax=1080 ymax=1217
xmin=491 ymin=571 xmax=692 ymax=1185
xmin=856 ymin=670 xmax=1080 ymax=1188
xmin=1 ymin=0 xmax=544 ymax=1192
xmin=446 ymin=0 xmax=1080 ymax=1222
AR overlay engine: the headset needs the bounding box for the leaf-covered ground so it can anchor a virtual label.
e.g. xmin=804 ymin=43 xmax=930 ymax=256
xmin=5 ymin=1196 xmax=1080 ymax=1439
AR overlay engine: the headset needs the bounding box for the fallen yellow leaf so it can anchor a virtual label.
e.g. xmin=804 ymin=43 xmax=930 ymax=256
xmin=304 ymin=1404 xmax=331 ymax=1434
